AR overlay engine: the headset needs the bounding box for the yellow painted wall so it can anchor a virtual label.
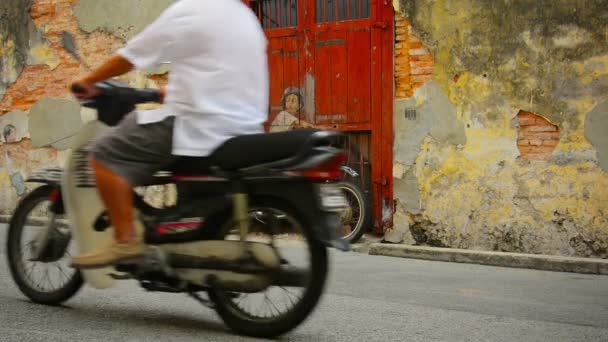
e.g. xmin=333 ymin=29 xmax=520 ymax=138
xmin=390 ymin=0 xmax=608 ymax=258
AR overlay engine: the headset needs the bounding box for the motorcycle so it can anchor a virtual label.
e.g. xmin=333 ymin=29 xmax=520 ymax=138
xmin=5 ymin=58 xmax=349 ymax=337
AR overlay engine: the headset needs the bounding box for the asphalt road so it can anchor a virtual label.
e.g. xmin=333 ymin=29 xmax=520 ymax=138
xmin=1 ymin=224 xmax=607 ymax=342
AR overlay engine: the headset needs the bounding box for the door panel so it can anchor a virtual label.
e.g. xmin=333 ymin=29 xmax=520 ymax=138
xmin=312 ymin=29 xmax=371 ymax=125
xmin=314 ymin=31 xmax=347 ymax=125
xmin=346 ymin=29 xmax=371 ymax=124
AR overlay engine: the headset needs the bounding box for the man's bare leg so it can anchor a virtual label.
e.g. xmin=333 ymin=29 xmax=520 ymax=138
xmin=71 ymin=158 xmax=143 ymax=268
xmin=91 ymin=158 xmax=137 ymax=242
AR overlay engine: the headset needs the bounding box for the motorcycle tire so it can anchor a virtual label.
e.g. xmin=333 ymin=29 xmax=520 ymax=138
xmin=6 ymin=185 xmax=83 ymax=305
xmin=336 ymin=181 xmax=371 ymax=244
xmin=208 ymin=198 xmax=328 ymax=338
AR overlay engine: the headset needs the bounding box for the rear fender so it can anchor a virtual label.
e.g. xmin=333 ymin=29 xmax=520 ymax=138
xmin=247 ymin=180 xmax=350 ymax=251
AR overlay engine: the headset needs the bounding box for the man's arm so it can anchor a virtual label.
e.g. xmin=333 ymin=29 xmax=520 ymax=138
xmin=71 ymin=54 xmax=134 ymax=98
xmin=80 ymin=54 xmax=134 ymax=84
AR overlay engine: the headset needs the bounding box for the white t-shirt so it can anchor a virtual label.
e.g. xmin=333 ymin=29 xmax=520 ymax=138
xmin=118 ymin=0 xmax=269 ymax=156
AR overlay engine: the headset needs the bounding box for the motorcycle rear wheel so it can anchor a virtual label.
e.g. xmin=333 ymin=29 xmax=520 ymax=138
xmin=208 ymin=199 xmax=328 ymax=338
xmin=6 ymin=185 xmax=83 ymax=305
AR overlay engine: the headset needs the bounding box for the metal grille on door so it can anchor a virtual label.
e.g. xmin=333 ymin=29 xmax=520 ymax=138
xmin=250 ymin=0 xmax=298 ymax=29
xmin=315 ymin=0 xmax=370 ymax=22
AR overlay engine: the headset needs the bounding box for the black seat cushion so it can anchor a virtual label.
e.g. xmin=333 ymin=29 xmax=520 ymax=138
xmin=170 ymin=128 xmax=321 ymax=174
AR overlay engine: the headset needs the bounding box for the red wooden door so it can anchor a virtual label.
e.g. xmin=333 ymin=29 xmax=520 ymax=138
xmin=247 ymin=0 xmax=394 ymax=231
xmin=307 ymin=0 xmax=372 ymax=129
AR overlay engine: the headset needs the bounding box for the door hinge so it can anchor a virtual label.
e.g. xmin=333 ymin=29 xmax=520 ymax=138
xmin=373 ymin=21 xmax=388 ymax=30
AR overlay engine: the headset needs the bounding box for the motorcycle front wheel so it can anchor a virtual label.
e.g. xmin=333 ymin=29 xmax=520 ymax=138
xmin=6 ymin=185 xmax=83 ymax=305
xmin=207 ymin=199 xmax=328 ymax=338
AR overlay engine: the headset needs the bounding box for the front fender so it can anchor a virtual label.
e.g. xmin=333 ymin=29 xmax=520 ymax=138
xmin=27 ymin=168 xmax=64 ymax=186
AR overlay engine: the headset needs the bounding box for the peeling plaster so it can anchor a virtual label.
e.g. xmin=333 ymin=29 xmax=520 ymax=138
xmin=392 ymin=0 xmax=400 ymax=12
xmin=399 ymin=0 xmax=608 ymax=131
xmin=384 ymin=202 xmax=416 ymax=244
xmin=393 ymin=81 xmax=465 ymax=217
xmin=394 ymin=169 xmax=421 ymax=214
xmin=74 ymin=0 xmax=175 ymax=41
xmin=395 ymin=0 xmax=608 ymax=257
xmin=28 ymin=43 xmax=60 ymax=70
xmin=0 ymin=0 xmax=35 ymax=98
xmin=585 ymin=100 xmax=608 ymax=171
xmin=394 ymin=81 xmax=466 ymax=166
xmin=29 ymin=98 xmax=82 ymax=150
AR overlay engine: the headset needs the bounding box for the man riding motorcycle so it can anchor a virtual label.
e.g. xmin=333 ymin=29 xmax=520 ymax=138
xmin=70 ymin=0 xmax=269 ymax=268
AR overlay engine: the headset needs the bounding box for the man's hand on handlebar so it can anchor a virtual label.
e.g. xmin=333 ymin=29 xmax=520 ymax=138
xmin=70 ymin=79 xmax=101 ymax=100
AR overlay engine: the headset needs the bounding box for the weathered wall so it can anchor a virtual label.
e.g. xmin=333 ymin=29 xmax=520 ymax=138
xmin=388 ymin=0 xmax=608 ymax=258
xmin=0 ymin=0 xmax=171 ymax=214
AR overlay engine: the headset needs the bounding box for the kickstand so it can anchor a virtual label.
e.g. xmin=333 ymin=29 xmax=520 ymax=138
xmin=187 ymin=291 xmax=216 ymax=309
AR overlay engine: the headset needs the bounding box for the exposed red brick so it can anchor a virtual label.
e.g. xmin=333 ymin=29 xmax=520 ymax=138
xmin=520 ymin=124 xmax=557 ymax=132
xmin=516 ymin=110 xmax=560 ymax=160
xmin=411 ymin=66 xmax=435 ymax=75
xmin=411 ymin=74 xmax=433 ymax=83
xmin=1 ymin=0 xmax=124 ymax=114
xmin=393 ymin=14 xmax=435 ymax=99
xmin=542 ymin=139 xmax=559 ymax=146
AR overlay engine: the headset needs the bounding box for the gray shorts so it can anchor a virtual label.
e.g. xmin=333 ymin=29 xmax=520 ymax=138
xmin=90 ymin=113 xmax=176 ymax=185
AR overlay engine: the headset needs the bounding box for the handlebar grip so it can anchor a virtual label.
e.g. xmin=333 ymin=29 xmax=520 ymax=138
xmin=71 ymin=84 xmax=87 ymax=94
xmin=136 ymin=89 xmax=162 ymax=103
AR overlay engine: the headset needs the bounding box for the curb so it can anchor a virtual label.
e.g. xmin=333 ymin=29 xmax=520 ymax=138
xmin=366 ymin=243 xmax=608 ymax=275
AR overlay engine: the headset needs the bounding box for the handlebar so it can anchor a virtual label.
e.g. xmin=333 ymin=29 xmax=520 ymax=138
xmin=73 ymin=80 xmax=162 ymax=126
xmin=73 ymin=81 xmax=162 ymax=105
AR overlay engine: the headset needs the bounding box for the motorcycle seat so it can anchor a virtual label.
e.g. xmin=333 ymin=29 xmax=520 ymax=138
xmin=169 ymin=128 xmax=338 ymax=175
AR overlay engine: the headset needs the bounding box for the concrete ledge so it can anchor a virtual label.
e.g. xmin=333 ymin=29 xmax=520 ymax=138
xmin=368 ymin=243 xmax=608 ymax=275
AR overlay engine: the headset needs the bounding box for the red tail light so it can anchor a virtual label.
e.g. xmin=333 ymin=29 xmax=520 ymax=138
xmin=300 ymin=153 xmax=346 ymax=181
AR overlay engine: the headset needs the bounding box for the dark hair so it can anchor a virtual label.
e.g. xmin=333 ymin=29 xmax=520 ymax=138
xmin=3 ymin=124 xmax=16 ymax=142
xmin=281 ymin=87 xmax=303 ymax=111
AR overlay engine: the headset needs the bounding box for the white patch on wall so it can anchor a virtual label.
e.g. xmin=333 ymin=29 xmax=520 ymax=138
xmin=393 ymin=162 xmax=407 ymax=179
xmin=552 ymin=25 xmax=592 ymax=48
xmin=29 ymin=98 xmax=83 ymax=150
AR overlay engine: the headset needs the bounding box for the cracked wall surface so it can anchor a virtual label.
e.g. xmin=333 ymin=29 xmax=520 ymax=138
xmin=0 ymin=0 xmax=173 ymax=214
xmin=74 ymin=0 xmax=175 ymax=41
xmin=585 ymin=100 xmax=608 ymax=171
xmin=390 ymin=0 xmax=608 ymax=258
xmin=0 ymin=0 xmax=35 ymax=98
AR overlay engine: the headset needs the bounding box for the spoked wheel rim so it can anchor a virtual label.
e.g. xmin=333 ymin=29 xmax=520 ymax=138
xmin=15 ymin=198 xmax=77 ymax=294
xmin=219 ymin=208 xmax=311 ymax=320
xmin=338 ymin=185 xmax=364 ymax=240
